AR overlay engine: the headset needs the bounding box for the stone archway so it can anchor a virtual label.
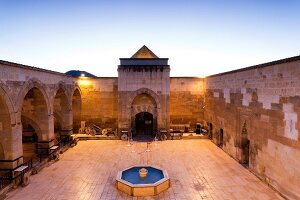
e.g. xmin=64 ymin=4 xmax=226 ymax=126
xmin=17 ymin=78 xmax=52 ymax=140
xmin=72 ymin=88 xmax=82 ymax=133
xmin=241 ymin=121 xmax=250 ymax=166
xmin=209 ymin=123 xmax=213 ymax=140
xmin=0 ymin=84 xmax=21 ymax=169
xmin=17 ymin=78 xmax=51 ymax=116
xmin=0 ymin=90 xmax=11 ymax=161
xmin=118 ymin=87 xmax=169 ymax=137
xmin=53 ymin=86 xmax=71 ymax=140
xmin=219 ymin=128 xmax=224 ymax=147
xmin=0 ymin=96 xmax=11 ymax=161
xmin=21 ymin=87 xmax=50 ymax=138
xmin=128 ymin=88 xmax=161 ymax=110
xmin=237 ymin=109 xmax=252 ymax=166
xmin=130 ymin=92 xmax=157 ymax=137
xmin=21 ymin=114 xmax=42 ymax=140
xmin=20 ymin=86 xmax=50 ymax=161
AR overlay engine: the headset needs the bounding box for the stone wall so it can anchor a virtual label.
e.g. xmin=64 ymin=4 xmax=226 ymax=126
xmin=79 ymin=77 xmax=118 ymax=130
xmin=204 ymin=57 xmax=300 ymax=200
xmin=170 ymin=77 xmax=205 ymax=130
xmin=79 ymin=76 xmax=205 ymax=134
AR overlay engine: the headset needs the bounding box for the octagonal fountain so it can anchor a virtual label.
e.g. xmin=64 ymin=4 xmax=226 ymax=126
xmin=116 ymin=166 xmax=170 ymax=196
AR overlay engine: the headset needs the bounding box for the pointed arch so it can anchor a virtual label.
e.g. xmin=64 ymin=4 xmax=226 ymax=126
xmin=16 ymin=78 xmax=50 ymax=115
xmin=129 ymin=88 xmax=160 ymax=135
xmin=72 ymin=87 xmax=82 ymax=133
xmin=53 ymin=81 xmax=72 ymax=108
xmin=53 ymin=85 xmax=71 ymax=131
xmin=131 ymin=93 xmax=157 ymax=116
xmin=18 ymin=79 xmax=51 ymax=143
xmin=0 ymin=82 xmax=15 ymax=116
xmin=128 ymin=88 xmax=161 ymax=109
xmin=0 ymin=84 xmax=15 ymax=161
xmin=21 ymin=114 xmax=42 ymax=140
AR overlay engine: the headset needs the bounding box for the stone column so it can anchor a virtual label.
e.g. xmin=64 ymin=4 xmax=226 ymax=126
xmin=36 ymin=113 xmax=55 ymax=155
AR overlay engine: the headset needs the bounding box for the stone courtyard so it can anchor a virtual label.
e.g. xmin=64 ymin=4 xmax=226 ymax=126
xmin=6 ymin=140 xmax=282 ymax=200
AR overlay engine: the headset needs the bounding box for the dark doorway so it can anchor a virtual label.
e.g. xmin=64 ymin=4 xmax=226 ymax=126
xmin=219 ymin=128 xmax=224 ymax=147
xmin=241 ymin=121 xmax=250 ymax=167
xmin=135 ymin=112 xmax=154 ymax=137
xmin=209 ymin=123 xmax=213 ymax=140
xmin=242 ymin=139 xmax=250 ymax=167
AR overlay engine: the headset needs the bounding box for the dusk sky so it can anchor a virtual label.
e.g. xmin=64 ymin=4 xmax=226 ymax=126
xmin=0 ymin=0 xmax=299 ymax=77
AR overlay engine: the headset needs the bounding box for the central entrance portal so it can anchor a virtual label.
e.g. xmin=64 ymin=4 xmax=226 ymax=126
xmin=130 ymin=91 xmax=158 ymax=140
xmin=135 ymin=112 xmax=154 ymax=137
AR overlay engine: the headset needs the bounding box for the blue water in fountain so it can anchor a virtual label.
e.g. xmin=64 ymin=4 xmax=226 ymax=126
xmin=121 ymin=167 xmax=164 ymax=184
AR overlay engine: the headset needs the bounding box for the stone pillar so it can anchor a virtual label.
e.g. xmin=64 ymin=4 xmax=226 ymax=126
xmin=34 ymin=113 xmax=55 ymax=156
xmin=59 ymin=109 xmax=73 ymax=144
xmin=0 ymin=107 xmax=22 ymax=170
xmin=0 ymin=124 xmax=23 ymax=170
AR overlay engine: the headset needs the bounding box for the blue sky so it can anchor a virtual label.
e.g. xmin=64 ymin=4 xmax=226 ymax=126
xmin=0 ymin=0 xmax=299 ymax=77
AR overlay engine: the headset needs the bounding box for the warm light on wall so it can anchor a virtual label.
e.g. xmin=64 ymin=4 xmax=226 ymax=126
xmin=78 ymin=76 xmax=91 ymax=86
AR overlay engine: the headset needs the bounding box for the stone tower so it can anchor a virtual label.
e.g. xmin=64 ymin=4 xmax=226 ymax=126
xmin=117 ymin=45 xmax=170 ymax=137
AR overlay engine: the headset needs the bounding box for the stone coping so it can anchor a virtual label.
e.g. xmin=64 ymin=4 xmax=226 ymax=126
xmin=207 ymin=54 xmax=300 ymax=78
xmin=0 ymin=60 xmax=71 ymax=77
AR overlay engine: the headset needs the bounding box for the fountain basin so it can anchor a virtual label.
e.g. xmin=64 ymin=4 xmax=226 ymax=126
xmin=116 ymin=166 xmax=170 ymax=196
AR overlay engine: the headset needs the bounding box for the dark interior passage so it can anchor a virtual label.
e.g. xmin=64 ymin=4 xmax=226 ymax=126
xmin=219 ymin=128 xmax=224 ymax=147
xmin=134 ymin=112 xmax=154 ymax=136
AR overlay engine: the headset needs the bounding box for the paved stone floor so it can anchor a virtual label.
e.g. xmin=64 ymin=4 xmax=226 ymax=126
xmin=6 ymin=140 xmax=283 ymax=200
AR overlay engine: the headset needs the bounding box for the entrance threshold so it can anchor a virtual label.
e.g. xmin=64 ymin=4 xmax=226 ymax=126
xmin=132 ymin=135 xmax=155 ymax=142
